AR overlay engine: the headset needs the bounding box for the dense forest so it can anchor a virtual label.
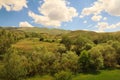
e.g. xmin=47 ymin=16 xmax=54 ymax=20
xmin=0 ymin=27 xmax=120 ymax=80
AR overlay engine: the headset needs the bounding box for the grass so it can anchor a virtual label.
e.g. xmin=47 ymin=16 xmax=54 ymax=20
xmin=26 ymin=75 xmax=54 ymax=80
xmin=73 ymin=69 xmax=120 ymax=80
xmin=25 ymin=69 xmax=120 ymax=80
xmin=12 ymin=38 xmax=61 ymax=52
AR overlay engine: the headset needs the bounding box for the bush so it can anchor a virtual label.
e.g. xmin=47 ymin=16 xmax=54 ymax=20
xmin=78 ymin=50 xmax=90 ymax=72
xmin=61 ymin=51 xmax=79 ymax=73
xmin=88 ymin=48 xmax=103 ymax=71
xmin=54 ymin=71 xmax=73 ymax=80
xmin=2 ymin=48 xmax=27 ymax=80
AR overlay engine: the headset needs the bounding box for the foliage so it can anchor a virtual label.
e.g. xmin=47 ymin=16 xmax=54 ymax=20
xmin=107 ymin=40 xmax=120 ymax=65
xmin=54 ymin=71 xmax=73 ymax=80
xmin=88 ymin=48 xmax=103 ymax=71
xmin=61 ymin=51 xmax=79 ymax=73
xmin=1 ymin=27 xmax=120 ymax=80
xmin=78 ymin=49 xmax=103 ymax=72
xmin=78 ymin=50 xmax=90 ymax=72
xmin=61 ymin=35 xmax=73 ymax=50
xmin=74 ymin=36 xmax=94 ymax=55
xmin=0 ymin=29 xmax=25 ymax=55
xmin=97 ymin=44 xmax=117 ymax=68
xmin=2 ymin=48 xmax=27 ymax=80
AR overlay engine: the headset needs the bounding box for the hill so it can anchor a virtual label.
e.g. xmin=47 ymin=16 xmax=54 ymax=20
xmin=17 ymin=27 xmax=70 ymax=35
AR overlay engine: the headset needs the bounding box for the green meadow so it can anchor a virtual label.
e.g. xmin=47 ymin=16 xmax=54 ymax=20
xmin=26 ymin=70 xmax=120 ymax=80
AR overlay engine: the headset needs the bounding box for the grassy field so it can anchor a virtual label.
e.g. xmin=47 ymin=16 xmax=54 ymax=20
xmin=73 ymin=69 xmax=120 ymax=80
xmin=12 ymin=38 xmax=61 ymax=52
xmin=26 ymin=75 xmax=54 ymax=80
xmin=26 ymin=69 xmax=120 ymax=80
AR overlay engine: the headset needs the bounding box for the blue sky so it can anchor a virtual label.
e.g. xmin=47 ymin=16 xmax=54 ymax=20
xmin=0 ymin=0 xmax=120 ymax=32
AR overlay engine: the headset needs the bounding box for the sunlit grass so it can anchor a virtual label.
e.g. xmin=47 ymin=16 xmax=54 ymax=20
xmin=26 ymin=70 xmax=120 ymax=80
xmin=73 ymin=69 xmax=120 ymax=80
xmin=26 ymin=75 xmax=54 ymax=80
xmin=12 ymin=38 xmax=61 ymax=52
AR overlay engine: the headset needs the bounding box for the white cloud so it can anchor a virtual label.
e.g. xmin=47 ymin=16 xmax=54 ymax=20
xmin=83 ymin=20 xmax=87 ymax=24
xmin=103 ymin=0 xmax=120 ymax=16
xmin=103 ymin=17 xmax=107 ymax=21
xmin=96 ymin=22 xmax=120 ymax=32
xmin=0 ymin=0 xmax=27 ymax=11
xmin=19 ymin=21 xmax=33 ymax=27
xmin=79 ymin=15 xmax=84 ymax=18
xmin=28 ymin=0 xmax=78 ymax=27
xmin=80 ymin=0 xmax=120 ymax=21
xmin=91 ymin=15 xmax=102 ymax=21
xmin=80 ymin=1 xmax=103 ymax=17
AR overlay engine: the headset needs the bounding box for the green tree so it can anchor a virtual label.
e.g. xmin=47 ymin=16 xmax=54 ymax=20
xmin=74 ymin=36 xmax=93 ymax=55
xmin=108 ymin=40 xmax=120 ymax=65
xmin=101 ymin=45 xmax=117 ymax=68
xmin=61 ymin=36 xmax=73 ymax=50
xmin=92 ymin=44 xmax=117 ymax=68
xmin=78 ymin=50 xmax=90 ymax=72
xmin=61 ymin=51 xmax=79 ymax=73
xmin=88 ymin=48 xmax=103 ymax=71
xmin=3 ymin=48 xmax=27 ymax=80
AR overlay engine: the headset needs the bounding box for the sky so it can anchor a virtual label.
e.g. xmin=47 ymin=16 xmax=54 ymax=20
xmin=0 ymin=0 xmax=120 ymax=32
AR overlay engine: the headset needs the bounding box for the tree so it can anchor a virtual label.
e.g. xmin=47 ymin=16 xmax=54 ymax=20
xmin=92 ymin=44 xmax=117 ymax=68
xmin=74 ymin=36 xmax=93 ymax=55
xmin=78 ymin=50 xmax=90 ymax=72
xmin=61 ymin=36 xmax=73 ymax=50
xmin=61 ymin=51 xmax=79 ymax=73
xmin=35 ymin=47 xmax=57 ymax=75
xmin=57 ymin=45 xmax=66 ymax=63
xmin=107 ymin=40 xmax=120 ymax=65
xmin=99 ymin=44 xmax=117 ymax=68
xmin=88 ymin=48 xmax=103 ymax=71
xmin=78 ymin=49 xmax=103 ymax=72
xmin=3 ymin=48 xmax=27 ymax=80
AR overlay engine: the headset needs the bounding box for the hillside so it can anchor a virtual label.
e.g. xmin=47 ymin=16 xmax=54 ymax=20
xmin=17 ymin=27 xmax=70 ymax=35
xmin=1 ymin=27 xmax=120 ymax=80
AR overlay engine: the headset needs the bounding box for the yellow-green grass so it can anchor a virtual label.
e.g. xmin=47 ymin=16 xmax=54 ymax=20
xmin=26 ymin=70 xmax=120 ymax=80
xmin=26 ymin=75 xmax=54 ymax=80
xmin=12 ymin=38 xmax=61 ymax=52
xmin=73 ymin=69 xmax=120 ymax=80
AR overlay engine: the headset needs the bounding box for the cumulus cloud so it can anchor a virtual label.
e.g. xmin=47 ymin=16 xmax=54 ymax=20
xmin=80 ymin=0 xmax=120 ymax=21
xmin=28 ymin=0 xmax=78 ymax=27
xmin=19 ymin=21 xmax=33 ymax=27
xmin=0 ymin=0 xmax=27 ymax=11
xmin=91 ymin=15 xmax=102 ymax=21
xmin=103 ymin=0 xmax=120 ymax=16
xmin=96 ymin=22 xmax=120 ymax=32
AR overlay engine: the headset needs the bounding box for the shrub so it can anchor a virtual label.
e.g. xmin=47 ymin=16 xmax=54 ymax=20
xmin=88 ymin=48 xmax=103 ymax=71
xmin=78 ymin=50 xmax=90 ymax=72
xmin=3 ymin=48 xmax=27 ymax=80
xmin=54 ymin=71 xmax=73 ymax=80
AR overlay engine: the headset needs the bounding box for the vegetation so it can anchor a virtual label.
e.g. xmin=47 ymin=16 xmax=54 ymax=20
xmin=0 ymin=27 xmax=120 ymax=80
